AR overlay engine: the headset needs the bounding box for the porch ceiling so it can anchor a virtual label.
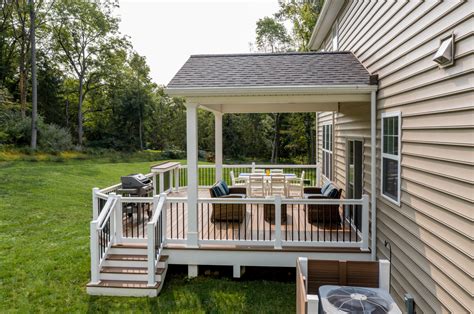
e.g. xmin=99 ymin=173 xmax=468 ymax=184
xmin=166 ymin=52 xmax=377 ymax=113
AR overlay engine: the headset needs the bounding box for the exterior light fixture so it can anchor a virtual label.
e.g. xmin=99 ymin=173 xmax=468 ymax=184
xmin=433 ymin=33 xmax=455 ymax=68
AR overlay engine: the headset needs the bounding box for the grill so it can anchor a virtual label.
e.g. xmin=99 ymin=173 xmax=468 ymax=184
xmin=119 ymin=173 xmax=153 ymax=196
xmin=119 ymin=174 xmax=153 ymax=218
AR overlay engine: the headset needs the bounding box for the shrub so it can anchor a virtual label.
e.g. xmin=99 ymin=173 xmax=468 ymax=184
xmin=38 ymin=123 xmax=73 ymax=152
xmin=161 ymin=148 xmax=185 ymax=159
xmin=0 ymin=109 xmax=73 ymax=152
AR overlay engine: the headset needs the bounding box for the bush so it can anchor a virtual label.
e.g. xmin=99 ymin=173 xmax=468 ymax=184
xmin=38 ymin=123 xmax=73 ymax=152
xmin=161 ymin=148 xmax=185 ymax=159
xmin=0 ymin=109 xmax=73 ymax=152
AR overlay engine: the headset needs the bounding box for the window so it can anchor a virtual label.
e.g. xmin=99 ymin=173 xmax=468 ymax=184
xmin=381 ymin=112 xmax=401 ymax=205
xmin=322 ymin=124 xmax=333 ymax=180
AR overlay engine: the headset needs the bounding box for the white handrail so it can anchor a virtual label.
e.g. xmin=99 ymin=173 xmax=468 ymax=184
xmin=95 ymin=194 xmax=116 ymax=225
xmin=97 ymin=201 xmax=117 ymax=231
xmin=90 ymin=193 xmax=119 ymax=284
xmin=147 ymin=193 xmax=167 ymax=286
xmin=179 ymin=163 xmax=320 ymax=169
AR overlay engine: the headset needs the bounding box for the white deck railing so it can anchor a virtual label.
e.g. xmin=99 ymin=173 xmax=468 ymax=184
xmin=178 ymin=163 xmax=321 ymax=188
xmin=165 ymin=195 xmax=369 ymax=250
xmin=89 ymin=162 xmax=368 ymax=285
xmin=90 ymin=193 xmax=119 ymax=284
xmin=147 ymin=194 xmax=166 ymax=286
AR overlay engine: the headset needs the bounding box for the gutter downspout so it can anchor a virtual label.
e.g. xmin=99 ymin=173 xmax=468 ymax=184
xmin=370 ymin=91 xmax=377 ymax=260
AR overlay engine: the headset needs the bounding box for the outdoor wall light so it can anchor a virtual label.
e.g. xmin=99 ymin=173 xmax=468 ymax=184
xmin=433 ymin=33 xmax=455 ymax=68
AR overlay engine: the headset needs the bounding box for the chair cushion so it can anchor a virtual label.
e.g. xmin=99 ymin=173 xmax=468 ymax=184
xmin=323 ymin=184 xmax=335 ymax=197
xmin=321 ymin=181 xmax=332 ymax=194
xmin=211 ymin=185 xmax=224 ymax=197
xmin=220 ymin=180 xmax=230 ymax=195
xmin=326 ymin=188 xmax=339 ymax=198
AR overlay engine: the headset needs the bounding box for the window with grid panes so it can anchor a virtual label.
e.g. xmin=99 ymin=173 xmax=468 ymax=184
xmin=381 ymin=113 xmax=401 ymax=204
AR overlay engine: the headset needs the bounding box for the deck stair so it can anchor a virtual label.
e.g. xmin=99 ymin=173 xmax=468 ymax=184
xmin=87 ymin=243 xmax=168 ymax=297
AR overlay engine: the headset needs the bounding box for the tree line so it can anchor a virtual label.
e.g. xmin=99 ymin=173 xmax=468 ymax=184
xmin=0 ymin=0 xmax=323 ymax=164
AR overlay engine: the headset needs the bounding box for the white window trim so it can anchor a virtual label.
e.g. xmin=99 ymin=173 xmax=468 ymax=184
xmin=332 ymin=22 xmax=339 ymax=51
xmin=380 ymin=112 xmax=401 ymax=206
xmin=322 ymin=123 xmax=333 ymax=181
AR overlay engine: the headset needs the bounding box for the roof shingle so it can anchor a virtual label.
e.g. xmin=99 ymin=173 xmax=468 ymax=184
xmin=167 ymin=52 xmax=372 ymax=88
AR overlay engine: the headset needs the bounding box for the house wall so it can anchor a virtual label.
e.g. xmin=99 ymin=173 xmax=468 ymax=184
xmin=315 ymin=0 xmax=473 ymax=313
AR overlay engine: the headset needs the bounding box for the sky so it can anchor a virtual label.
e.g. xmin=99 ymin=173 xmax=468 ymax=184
xmin=117 ymin=0 xmax=281 ymax=86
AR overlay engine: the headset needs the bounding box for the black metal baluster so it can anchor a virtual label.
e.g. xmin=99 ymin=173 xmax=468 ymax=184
xmin=200 ymin=203 xmax=203 ymax=240
xmin=250 ymin=204 xmax=253 ymax=241
xmin=349 ymin=205 xmax=352 ymax=242
xmin=170 ymin=203 xmax=173 ymax=239
xmin=257 ymin=203 xmax=259 ymax=241
xmin=226 ymin=204 xmax=229 ymax=240
xmin=207 ymin=203 xmax=210 ymax=240
xmin=304 ymin=204 xmax=306 ymax=242
xmin=182 ymin=202 xmax=185 ymax=239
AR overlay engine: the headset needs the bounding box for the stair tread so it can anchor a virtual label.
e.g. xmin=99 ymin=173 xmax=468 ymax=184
xmin=88 ymin=280 xmax=160 ymax=289
xmin=106 ymin=254 xmax=147 ymax=261
xmin=106 ymin=254 xmax=169 ymax=262
xmin=101 ymin=266 xmax=166 ymax=275
xmin=111 ymin=243 xmax=147 ymax=249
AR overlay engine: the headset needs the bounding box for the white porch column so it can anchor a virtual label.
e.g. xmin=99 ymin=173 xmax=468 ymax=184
xmin=370 ymin=91 xmax=377 ymax=260
xmin=214 ymin=111 xmax=223 ymax=182
xmin=186 ymin=103 xmax=199 ymax=248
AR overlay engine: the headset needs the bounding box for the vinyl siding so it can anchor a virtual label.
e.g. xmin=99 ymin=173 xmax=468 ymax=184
xmin=315 ymin=0 xmax=474 ymax=312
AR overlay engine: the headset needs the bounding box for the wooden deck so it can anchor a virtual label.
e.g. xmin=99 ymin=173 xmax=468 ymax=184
xmin=121 ymin=188 xmax=361 ymax=244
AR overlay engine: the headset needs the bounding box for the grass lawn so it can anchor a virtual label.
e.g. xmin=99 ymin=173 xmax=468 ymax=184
xmin=0 ymin=159 xmax=295 ymax=313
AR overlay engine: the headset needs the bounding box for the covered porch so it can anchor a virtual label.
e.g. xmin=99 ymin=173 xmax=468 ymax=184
xmin=88 ymin=51 xmax=378 ymax=295
xmin=164 ymin=52 xmax=378 ymax=256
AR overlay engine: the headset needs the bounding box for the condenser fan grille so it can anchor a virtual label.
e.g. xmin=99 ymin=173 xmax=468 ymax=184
xmin=319 ymin=285 xmax=401 ymax=314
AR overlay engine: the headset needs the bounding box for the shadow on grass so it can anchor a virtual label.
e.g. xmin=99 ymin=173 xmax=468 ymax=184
xmin=86 ymin=266 xmax=296 ymax=313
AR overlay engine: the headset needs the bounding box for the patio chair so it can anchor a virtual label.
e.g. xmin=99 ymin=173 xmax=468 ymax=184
xmin=248 ymin=174 xmax=265 ymax=197
xmin=269 ymin=174 xmax=287 ymax=196
xmin=253 ymin=168 xmax=265 ymax=174
xmin=230 ymin=170 xmax=246 ymax=187
xmin=209 ymin=180 xmax=246 ymax=223
xmin=306 ymin=184 xmax=342 ymax=227
xmin=287 ymin=171 xmax=305 ymax=198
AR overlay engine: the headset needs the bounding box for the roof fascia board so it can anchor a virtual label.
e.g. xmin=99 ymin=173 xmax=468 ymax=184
xmin=166 ymin=85 xmax=377 ymax=97
xmin=309 ymin=0 xmax=345 ymax=50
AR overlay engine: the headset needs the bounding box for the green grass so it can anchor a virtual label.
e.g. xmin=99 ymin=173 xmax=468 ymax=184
xmin=0 ymin=160 xmax=295 ymax=313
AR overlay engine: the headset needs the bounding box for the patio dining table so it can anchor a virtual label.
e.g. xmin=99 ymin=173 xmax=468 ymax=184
xmin=237 ymin=173 xmax=297 ymax=181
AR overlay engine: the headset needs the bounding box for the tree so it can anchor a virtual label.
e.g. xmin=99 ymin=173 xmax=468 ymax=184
xmin=50 ymin=0 xmax=122 ymax=146
xmin=29 ymin=0 xmax=37 ymax=149
xmin=255 ymin=16 xmax=291 ymax=53
xmin=276 ymin=0 xmax=324 ymax=51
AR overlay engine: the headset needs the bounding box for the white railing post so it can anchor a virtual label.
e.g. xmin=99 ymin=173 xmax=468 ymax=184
xmin=214 ymin=111 xmax=223 ymax=182
xmin=316 ymin=164 xmax=321 ymax=186
xmin=152 ymin=173 xmax=157 ymax=195
xmin=160 ymin=193 xmax=167 ymax=245
xmin=92 ymin=187 xmax=99 ymax=220
xmin=251 ymin=162 xmax=255 ymax=172
xmin=274 ymin=195 xmax=282 ymax=249
xmin=307 ymin=295 xmax=320 ymax=313
xmin=147 ymin=221 xmax=155 ymax=286
xmin=115 ymin=194 xmax=123 ymax=243
xmin=361 ymin=194 xmax=370 ymax=251
xmin=90 ymin=220 xmax=100 ymax=284
xmin=159 ymin=173 xmax=165 ymax=194
xmin=174 ymin=168 xmax=180 ymax=192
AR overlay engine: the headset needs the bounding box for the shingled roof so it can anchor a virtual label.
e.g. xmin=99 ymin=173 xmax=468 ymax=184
xmin=167 ymin=52 xmax=374 ymax=89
